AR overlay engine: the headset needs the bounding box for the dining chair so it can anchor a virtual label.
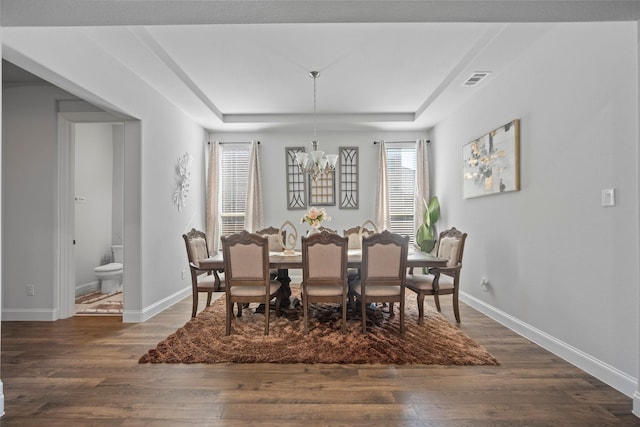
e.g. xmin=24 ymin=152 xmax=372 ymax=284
xmin=317 ymin=225 xmax=337 ymax=233
xmin=221 ymin=230 xmax=282 ymax=335
xmin=349 ymin=230 xmax=409 ymax=335
xmin=405 ymin=227 xmax=468 ymax=323
xmin=256 ymin=226 xmax=286 ymax=279
xmin=301 ymin=231 xmax=349 ymax=334
xmin=343 ymin=224 xmax=376 ymax=250
xmin=182 ymin=228 xmax=225 ymax=317
xmin=343 ymin=224 xmax=377 ymax=283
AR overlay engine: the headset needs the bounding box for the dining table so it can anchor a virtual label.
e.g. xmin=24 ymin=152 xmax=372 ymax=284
xmin=198 ymin=247 xmax=448 ymax=304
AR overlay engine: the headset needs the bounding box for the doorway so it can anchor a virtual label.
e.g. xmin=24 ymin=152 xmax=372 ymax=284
xmin=57 ymin=110 xmax=142 ymax=322
xmin=72 ymin=122 xmax=124 ymax=316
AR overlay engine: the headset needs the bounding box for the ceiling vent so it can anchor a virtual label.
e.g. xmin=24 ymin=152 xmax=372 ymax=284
xmin=463 ymin=72 xmax=491 ymax=86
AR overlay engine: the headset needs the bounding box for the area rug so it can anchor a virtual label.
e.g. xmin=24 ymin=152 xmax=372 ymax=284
xmin=76 ymin=300 xmax=123 ymax=315
xmin=75 ymin=290 xmax=121 ymax=305
xmin=139 ymin=290 xmax=498 ymax=365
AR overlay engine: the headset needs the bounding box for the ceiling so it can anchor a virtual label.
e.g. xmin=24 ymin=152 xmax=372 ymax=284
xmin=2 ymin=1 xmax=639 ymax=132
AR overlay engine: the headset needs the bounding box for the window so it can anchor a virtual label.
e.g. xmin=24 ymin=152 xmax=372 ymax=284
xmin=385 ymin=143 xmax=417 ymax=241
xmin=219 ymin=144 xmax=250 ymax=236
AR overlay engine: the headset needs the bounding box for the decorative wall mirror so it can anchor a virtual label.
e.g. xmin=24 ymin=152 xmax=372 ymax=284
xmin=285 ymin=147 xmax=307 ymax=210
xmin=308 ymin=170 xmax=336 ymax=206
xmin=339 ymin=146 xmax=358 ymax=209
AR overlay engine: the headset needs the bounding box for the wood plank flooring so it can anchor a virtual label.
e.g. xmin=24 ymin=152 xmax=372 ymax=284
xmin=1 ymin=293 xmax=638 ymax=426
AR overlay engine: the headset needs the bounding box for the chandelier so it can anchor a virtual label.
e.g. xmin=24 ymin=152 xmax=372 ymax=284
xmin=295 ymin=71 xmax=338 ymax=182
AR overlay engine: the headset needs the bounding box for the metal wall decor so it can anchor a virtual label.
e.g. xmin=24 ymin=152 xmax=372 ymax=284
xmin=286 ymin=147 xmax=307 ymax=210
xmin=339 ymin=146 xmax=359 ymax=209
xmin=172 ymin=152 xmax=192 ymax=211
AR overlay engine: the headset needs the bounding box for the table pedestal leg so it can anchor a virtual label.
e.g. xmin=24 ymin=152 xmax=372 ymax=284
xmin=276 ymin=268 xmax=292 ymax=307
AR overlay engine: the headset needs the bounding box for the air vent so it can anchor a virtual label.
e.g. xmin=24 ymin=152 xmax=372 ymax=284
xmin=463 ymin=72 xmax=491 ymax=86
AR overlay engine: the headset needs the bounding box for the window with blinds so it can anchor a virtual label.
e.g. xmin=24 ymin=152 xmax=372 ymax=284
xmin=220 ymin=144 xmax=250 ymax=236
xmin=385 ymin=143 xmax=417 ymax=242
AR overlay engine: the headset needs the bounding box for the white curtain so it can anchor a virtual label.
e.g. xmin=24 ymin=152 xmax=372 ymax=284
xmin=244 ymin=140 xmax=264 ymax=232
xmin=206 ymin=141 xmax=221 ymax=253
xmin=374 ymin=141 xmax=390 ymax=231
xmin=414 ymin=138 xmax=431 ymax=234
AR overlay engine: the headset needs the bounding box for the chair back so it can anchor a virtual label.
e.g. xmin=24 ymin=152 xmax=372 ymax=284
xmin=361 ymin=230 xmax=409 ymax=286
xmin=302 ymin=231 xmax=348 ymax=285
xmin=222 ymin=231 xmax=270 ymax=287
xmin=343 ymin=225 xmax=376 ymax=250
xmin=256 ymin=226 xmax=286 ymax=252
xmin=436 ymin=227 xmax=468 ymax=270
xmin=183 ymin=228 xmax=209 ymax=267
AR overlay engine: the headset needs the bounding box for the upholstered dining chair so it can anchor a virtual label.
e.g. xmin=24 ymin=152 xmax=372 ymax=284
xmin=256 ymin=226 xmax=286 ymax=279
xmin=301 ymin=231 xmax=349 ymax=334
xmin=343 ymin=224 xmax=376 ymax=250
xmin=349 ymin=230 xmax=409 ymax=335
xmin=343 ymin=224 xmax=377 ymax=283
xmin=221 ymin=231 xmax=282 ymax=335
xmin=182 ymin=228 xmax=225 ymax=317
xmin=405 ymin=227 xmax=468 ymax=323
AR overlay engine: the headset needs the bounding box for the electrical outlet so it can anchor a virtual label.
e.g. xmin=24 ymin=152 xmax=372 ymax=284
xmin=480 ymin=277 xmax=489 ymax=292
xmin=26 ymin=284 xmax=35 ymax=296
xmin=181 ymin=269 xmax=186 ymax=280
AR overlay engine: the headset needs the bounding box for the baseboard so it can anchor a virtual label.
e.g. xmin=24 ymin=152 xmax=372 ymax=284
xmin=122 ymin=286 xmax=191 ymax=323
xmin=634 ymin=391 xmax=640 ymax=417
xmin=1 ymin=308 xmax=58 ymax=321
xmin=460 ymin=291 xmax=638 ymax=398
xmin=75 ymin=281 xmax=99 ymax=297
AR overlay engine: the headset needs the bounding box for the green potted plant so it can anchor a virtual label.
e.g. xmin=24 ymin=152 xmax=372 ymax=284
xmin=415 ymin=196 xmax=440 ymax=253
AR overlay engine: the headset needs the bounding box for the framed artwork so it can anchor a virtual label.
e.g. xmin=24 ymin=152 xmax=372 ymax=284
xmin=339 ymin=146 xmax=358 ymax=209
xmin=463 ymin=119 xmax=520 ymax=199
xmin=309 ymin=170 xmax=336 ymax=206
xmin=285 ymin=147 xmax=307 ymax=210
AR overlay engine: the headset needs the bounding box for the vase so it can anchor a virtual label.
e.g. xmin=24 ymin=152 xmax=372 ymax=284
xmin=308 ymin=226 xmax=320 ymax=236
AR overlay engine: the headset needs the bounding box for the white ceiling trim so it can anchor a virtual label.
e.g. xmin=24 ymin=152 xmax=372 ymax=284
xmin=131 ymin=27 xmax=225 ymax=123
xmin=3 ymin=1 xmax=640 ymax=26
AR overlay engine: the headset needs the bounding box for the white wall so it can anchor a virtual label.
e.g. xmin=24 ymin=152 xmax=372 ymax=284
xmin=210 ymin=130 xmax=429 ymax=241
xmin=74 ymin=123 xmax=114 ymax=292
xmin=432 ymin=22 xmax=639 ymax=395
xmin=2 ymin=85 xmax=69 ymax=316
xmin=2 ymin=28 xmax=208 ymax=321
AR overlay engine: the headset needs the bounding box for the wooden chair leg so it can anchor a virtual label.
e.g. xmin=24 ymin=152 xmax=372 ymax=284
xmin=303 ymin=297 xmax=309 ymax=334
xmin=433 ymin=294 xmax=442 ymax=312
xmin=264 ymin=296 xmax=270 ymax=336
xmin=361 ymin=297 xmax=367 ymax=334
xmin=341 ymin=298 xmax=347 ymax=334
xmin=388 ymin=302 xmax=395 ymax=317
xmin=417 ymin=294 xmax=425 ymax=322
xmin=225 ymin=299 xmax=232 ymax=336
xmin=206 ymin=292 xmax=212 ymax=308
xmin=453 ymin=293 xmax=461 ymax=323
xmin=399 ymin=298 xmax=405 ymax=335
xmin=191 ymin=292 xmax=198 ymax=318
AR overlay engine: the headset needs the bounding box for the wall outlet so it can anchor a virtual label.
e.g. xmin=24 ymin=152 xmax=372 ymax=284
xmin=480 ymin=277 xmax=489 ymax=292
xmin=26 ymin=284 xmax=35 ymax=296
xmin=181 ymin=269 xmax=186 ymax=280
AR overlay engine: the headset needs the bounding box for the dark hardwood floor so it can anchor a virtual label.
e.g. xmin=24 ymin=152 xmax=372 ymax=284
xmin=1 ymin=292 xmax=638 ymax=426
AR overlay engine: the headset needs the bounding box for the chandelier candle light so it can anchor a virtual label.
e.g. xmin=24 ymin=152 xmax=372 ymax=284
xmin=295 ymin=71 xmax=338 ymax=182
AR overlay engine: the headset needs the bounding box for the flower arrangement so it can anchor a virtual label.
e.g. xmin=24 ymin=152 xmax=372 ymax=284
xmin=301 ymin=207 xmax=331 ymax=228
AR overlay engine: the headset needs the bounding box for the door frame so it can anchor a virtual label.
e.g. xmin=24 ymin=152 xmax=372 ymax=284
xmin=56 ymin=110 xmax=141 ymax=321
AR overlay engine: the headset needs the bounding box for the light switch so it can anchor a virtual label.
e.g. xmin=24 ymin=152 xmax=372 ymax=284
xmin=601 ymin=189 xmax=615 ymax=207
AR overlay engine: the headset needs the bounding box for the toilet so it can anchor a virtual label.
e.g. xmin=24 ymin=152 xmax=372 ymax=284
xmin=94 ymin=245 xmax=123 ymax=294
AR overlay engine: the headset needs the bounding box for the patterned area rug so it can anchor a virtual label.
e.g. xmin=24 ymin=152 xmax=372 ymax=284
xmin=77 ymin=300 xmax=123 ymax=315
xmin=139 ymin=290 xmax=498 ymax=365
xmin=75 ymin=290 xmax=121 ymax=305
xmin=75 ymin=291 xmax=123 ymax=315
